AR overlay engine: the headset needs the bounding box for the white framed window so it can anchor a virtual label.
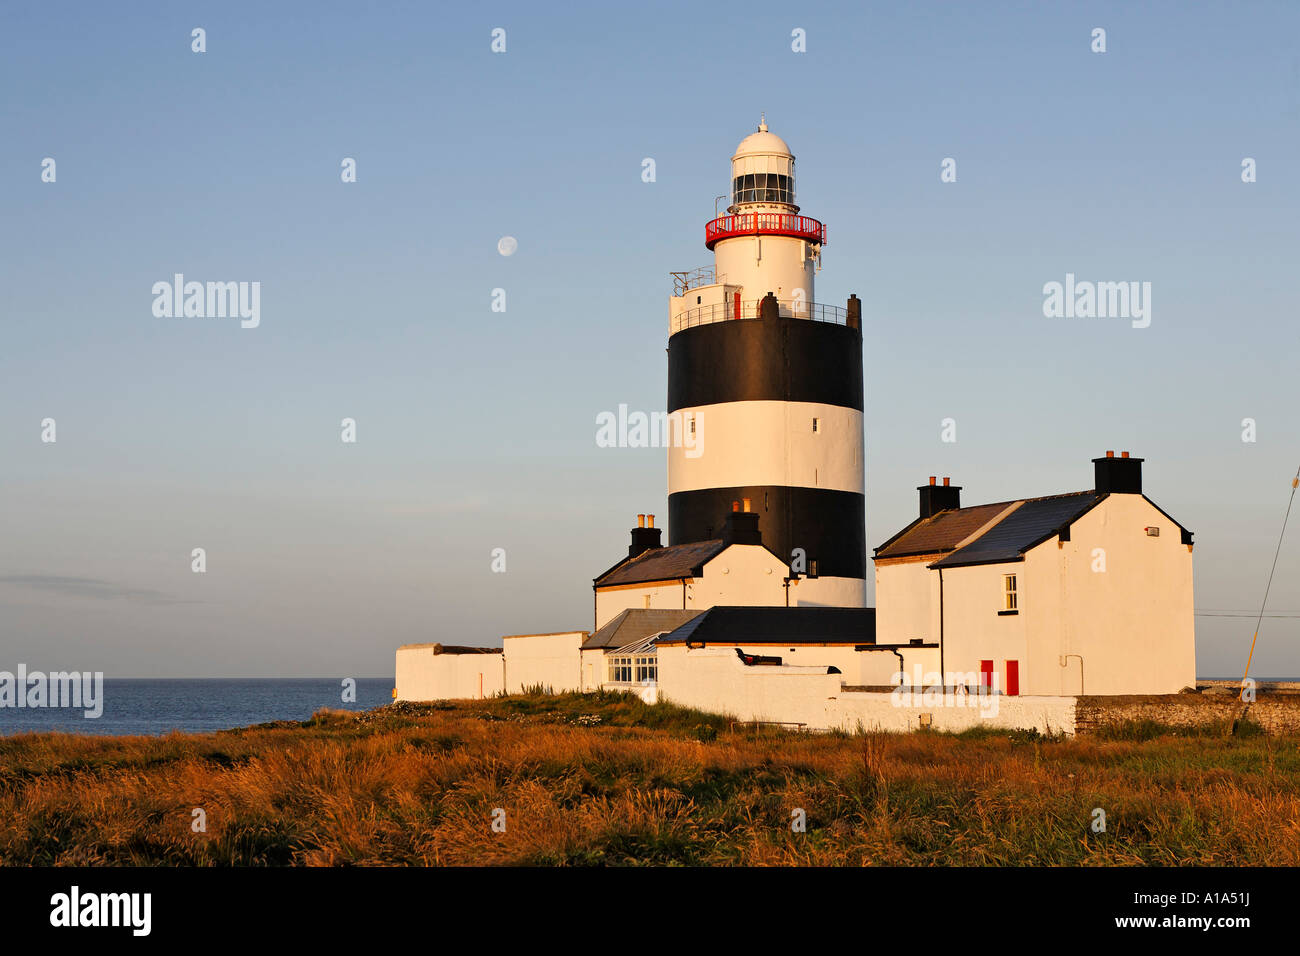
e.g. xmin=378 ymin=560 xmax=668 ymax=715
xmin=1003 ymin=574 xmax=1018 ymax=611
xmin=608 ymin=656 xmax=633 ymax=683
xmin=635 ymin=655 xmax=657 ymax=683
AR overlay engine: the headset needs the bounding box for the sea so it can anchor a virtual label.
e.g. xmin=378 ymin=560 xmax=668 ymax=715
xmin=0 ymin=678 xmax=394 ymax=737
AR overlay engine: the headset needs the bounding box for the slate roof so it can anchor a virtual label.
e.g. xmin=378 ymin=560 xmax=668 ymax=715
xmin=657 ymin=606 xmax=876 ymax=646
xmin=874 ymin=501 xmax=1014 ymax=559
xmin=930 ymin=492 xmax=1102 ymax=568
xmin=594 ymin=540 xmax=727 ymax=587
xmin=582 ymin=608 xmax=704 ymax=650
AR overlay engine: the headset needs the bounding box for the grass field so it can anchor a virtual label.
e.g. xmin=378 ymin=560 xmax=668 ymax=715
xmin=2 ymin=691 xmax=1298 ymax=866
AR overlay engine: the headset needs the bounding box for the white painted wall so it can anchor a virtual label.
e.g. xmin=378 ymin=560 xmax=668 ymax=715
xmin=1026 ymin=494 xmax=1196 ymax=695
xmin=712 ymin=234 xmax=816 ymax=314
xmin=788 ymin=574 xmax=867 ymax=608
xmin=875 ymin=558 xmax=940 ymax=644
xmin=939 ymin=561 xmax=1028 ymax=693
xmin=501 ymin=631 xmax=586 ymax=694
xmin=580 ymin=647 xmax=606 ymax=692
xmin=395 ymin=645 xmax=504 ymax=702
xmin=595 ymin=581 xmax=685 ymax=631
xmin=657 ymin=646 xmax=1076 ymax=734
xmin=857 ymin=646 xmax=941 ymax=687
xmin=693 ymin=544 xmax=789 ymax=609
xmin=657 ymin=640 xmax=862 ymax=675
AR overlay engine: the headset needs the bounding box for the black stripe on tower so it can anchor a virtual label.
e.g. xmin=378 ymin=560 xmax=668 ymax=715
xmin=668 ymin=310 xmax=863 ymax=412
xmin=669 ymin=486 xmax=866 ymax=580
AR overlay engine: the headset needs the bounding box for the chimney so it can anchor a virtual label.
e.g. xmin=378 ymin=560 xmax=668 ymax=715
xmin=722 ymin=506 xmax=762 ymax=546
xmin=1093 ymin=450 xmax=1143 ymax=495
xmin=918 ymin=477 xmax=961 ymax=518
xmin=628 ymin=513 xmax=663 ymax=559
xmin=759 ymin=291 xmax=780 ymax=321
xmin=846 ymin=293 xmax=861 ymax=330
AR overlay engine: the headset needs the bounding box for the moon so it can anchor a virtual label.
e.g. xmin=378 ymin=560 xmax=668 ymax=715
xmin=497 ymin=236 xmax=518 ymax=257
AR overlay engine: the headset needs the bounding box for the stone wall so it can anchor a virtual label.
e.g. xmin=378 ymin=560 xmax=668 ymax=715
xmin=1074 ymin=692 xmax=1300 ymax=735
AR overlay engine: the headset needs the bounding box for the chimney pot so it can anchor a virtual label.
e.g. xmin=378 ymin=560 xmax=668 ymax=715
xmin=942 ymin=477 xmax=950 ymax=487
xmin=647 ymin=514 xmax=654 ymax=528
xmin=1106 ymin=450 xmax=1115 ymax=458
xmin=929 ymin=476 xmax=936 ymax=486
xmin=1121 ymin=451 xmax=1130 ymax=458
xmin=742 ymin=497 xmax=752 ymax=512
xmin=637 ymin=514 xmax=645 ymax=528
xmin=732 ymin=500 xmax=740 ymax=512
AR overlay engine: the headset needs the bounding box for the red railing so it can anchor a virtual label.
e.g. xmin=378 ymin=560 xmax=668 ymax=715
xmin=705 ymin=213 xmax=826 ymax=249
xmin=671 ymin=298 xmax=848 ymax=335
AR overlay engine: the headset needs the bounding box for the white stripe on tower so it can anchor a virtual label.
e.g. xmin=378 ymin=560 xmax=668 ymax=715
xmin=668 ymin=401 xmax=862 ymax=495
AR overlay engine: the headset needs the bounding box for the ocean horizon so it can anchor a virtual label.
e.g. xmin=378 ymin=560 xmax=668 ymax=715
xmin=0 ymin=678 xmax=393 ymax=737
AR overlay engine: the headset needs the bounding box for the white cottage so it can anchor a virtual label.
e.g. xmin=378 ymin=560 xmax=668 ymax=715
xmin=873 ymin=452 xmax=1196 ymax=696
xmin=591 ymin=507 xmax=792 ymax=631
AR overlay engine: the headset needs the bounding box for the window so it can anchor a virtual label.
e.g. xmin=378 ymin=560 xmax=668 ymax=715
xmin=643 ymin=594 xmax=651 ymax=609
xmin=812 ymin=417 xmax=820 ymax=433
xmin=608 ymin=651 xmax=657 ymax=684
xmin=1003 ymin=574 xmax=1017 ymax=611
xmin=635 ymin=655 xmax=657 ymax=683
xmin=608 ymin=656 xmax=633 ymax=683
xmin=689 ymin=415 xmax=696 ymax=436
xmin=732 ymin=172 xmax=793 ymax=206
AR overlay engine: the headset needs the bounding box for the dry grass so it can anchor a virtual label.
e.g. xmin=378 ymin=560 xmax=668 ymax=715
xmin=2 ymin=692 xmax=1298 ymax=866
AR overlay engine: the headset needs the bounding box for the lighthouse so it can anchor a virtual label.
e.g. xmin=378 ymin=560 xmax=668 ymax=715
xmin=666 ymin=120 xmax=867 ymax=608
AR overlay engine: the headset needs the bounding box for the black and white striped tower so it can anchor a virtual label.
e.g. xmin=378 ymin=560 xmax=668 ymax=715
xmin=667 ymin=119 xmax=866 ymax=607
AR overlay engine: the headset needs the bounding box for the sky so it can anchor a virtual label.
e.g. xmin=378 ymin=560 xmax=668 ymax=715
xmin=1 ymin=0 xmax=1297 ymax=679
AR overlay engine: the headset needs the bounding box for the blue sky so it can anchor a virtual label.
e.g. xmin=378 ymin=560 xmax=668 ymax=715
xmin=1 ymin=0 xmax=1297 ymax=678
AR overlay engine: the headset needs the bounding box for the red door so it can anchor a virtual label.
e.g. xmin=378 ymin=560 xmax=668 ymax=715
xmin=980 ymin=659 xmax=994 ymax=691
xmin=1006 ymin=660 xmax=1020 ymax=697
